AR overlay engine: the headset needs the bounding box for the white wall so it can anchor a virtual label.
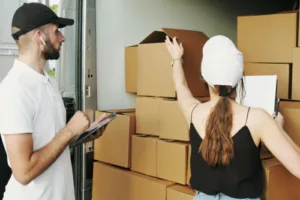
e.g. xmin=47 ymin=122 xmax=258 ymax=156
xmin=0 ymin=0 xmax=294 ymax=110
xmin=96 ymin=0 xmax=294 ymax=110
xmin=96 ymin=0 xmax=232 ymax=110
xmin=95 ymin=0 xmax=271 ymax=110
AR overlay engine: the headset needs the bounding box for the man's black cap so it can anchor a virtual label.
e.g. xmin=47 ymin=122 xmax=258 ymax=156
xmin=11 ymin=3 xmax=74 ymax=40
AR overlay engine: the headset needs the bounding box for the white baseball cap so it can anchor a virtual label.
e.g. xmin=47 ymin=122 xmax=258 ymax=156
xmin=201 ymin=35 xmax=243 ymax=88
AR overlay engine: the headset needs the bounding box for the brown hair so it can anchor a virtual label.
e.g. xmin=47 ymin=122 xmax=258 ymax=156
xmin=199 ymin=79 xmax=245 ymax=167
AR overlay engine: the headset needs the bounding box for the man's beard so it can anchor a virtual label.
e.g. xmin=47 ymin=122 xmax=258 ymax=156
xmin=41 ymin=41 xmax=61 ymax=60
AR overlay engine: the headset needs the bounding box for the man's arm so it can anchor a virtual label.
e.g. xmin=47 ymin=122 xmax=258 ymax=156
xmin=3 ymin=111 xmax=89 ymax=185
xmin=4 ymin=128 xmax=73 ymax=185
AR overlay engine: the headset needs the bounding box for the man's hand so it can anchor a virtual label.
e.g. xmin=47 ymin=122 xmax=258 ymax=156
xmin=84 ymin=113 xmax=109 ymax=143
xmin=66 ymin=111 xmax=91 ymax=137
xmin=84 ymin=124 xmax=108 ymax=143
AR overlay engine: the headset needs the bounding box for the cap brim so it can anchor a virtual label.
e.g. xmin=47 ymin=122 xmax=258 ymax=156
xmin=54 ymin=17 xmax=74 ymax=28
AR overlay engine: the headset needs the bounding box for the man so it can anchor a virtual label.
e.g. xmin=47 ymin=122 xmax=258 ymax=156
xmin=0 ymin=3 xmax=105 ymax=200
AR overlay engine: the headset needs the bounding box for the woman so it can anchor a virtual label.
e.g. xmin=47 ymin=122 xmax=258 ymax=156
xmin=165 ymin=35 xmax=300 ymax=200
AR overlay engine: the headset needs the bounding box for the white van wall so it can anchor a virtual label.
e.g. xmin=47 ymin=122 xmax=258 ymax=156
xmin=95 ymin=0 xmax=293 ymax=110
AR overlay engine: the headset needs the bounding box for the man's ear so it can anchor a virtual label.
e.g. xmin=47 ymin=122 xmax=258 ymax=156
xmin=33 ymin=30 xmax=45 ymax=46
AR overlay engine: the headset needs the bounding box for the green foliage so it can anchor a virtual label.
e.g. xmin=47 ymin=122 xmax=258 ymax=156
xmin=47 ymin=69 xmax=55 ymax=78
xmin=50 ymin=4 xmax=58 ymax=14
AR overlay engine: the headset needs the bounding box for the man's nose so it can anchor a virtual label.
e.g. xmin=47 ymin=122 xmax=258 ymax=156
xmin=60 ymin=34 xmax=65 ymax=43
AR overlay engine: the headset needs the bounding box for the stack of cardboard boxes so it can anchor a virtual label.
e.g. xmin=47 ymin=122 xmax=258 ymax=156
xmin=92 ymin=28 xmax=210 ymax=200
xmin=238 ymin=11 xmax=300 ymax=199
xmin=132 ymin=28 xmax=210 ymax=190
xmin=91 ymin=18 xmax=300 ymax=199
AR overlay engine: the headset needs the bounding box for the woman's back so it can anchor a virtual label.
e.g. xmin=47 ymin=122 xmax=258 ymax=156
xmin=165 ymin=34 xmax=300 ymax=200
xmin=190 ymin=101 xmax=261 ymax=146
xmin=189 ymin=101 xmax=264 ymax=198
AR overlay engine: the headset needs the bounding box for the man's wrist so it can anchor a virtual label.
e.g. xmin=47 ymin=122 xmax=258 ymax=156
xmin=64 ymin=126 xmax=76 ymax=141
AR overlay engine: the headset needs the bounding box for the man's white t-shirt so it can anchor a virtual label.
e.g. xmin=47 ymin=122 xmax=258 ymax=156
xmin=0 ymin=59 xmax=75 ymax=200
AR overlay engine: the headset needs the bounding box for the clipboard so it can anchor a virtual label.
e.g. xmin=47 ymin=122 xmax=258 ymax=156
xmin=236 ymin=75 xmax=278 ymax=116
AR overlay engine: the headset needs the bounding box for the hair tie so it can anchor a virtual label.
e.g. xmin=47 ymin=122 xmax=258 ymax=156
xmin=219 ymin=86 xmax=231 ymax=97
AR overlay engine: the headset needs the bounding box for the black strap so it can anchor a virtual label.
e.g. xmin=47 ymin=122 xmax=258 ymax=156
xmin=190 ymin=104 xmax=199 ymax=124
xmin=11 ymin=29 xmax=30 ymax=40
xmin=245 ymin=107 xmax=251 ymax=125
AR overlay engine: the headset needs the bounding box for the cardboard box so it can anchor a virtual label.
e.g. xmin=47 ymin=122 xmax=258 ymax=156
xmin=137 ymin=28 xmax=209 ymax=98
xmin=125 ymin=46 xmax=138 ymax=93
xmin=281 ymin=108 xmax=300 ymax=147
xmin=187 ymin=145 xmax=191 ymax=185
xmin=159 ymin=97 xmax=210 ymax=141
xmin=260 ymin=149 xmax=274 ymax=160
xmin=279 ymin=99 xmax=300 ymax=110
xmin=261 ymin=158 xmax=300 ymax=200
xmin=157 ymin=140 xmax=189 ymax=184
xmin=136 ymin=97 xmax=160 ymax=135
xmin=197 ymin=97 xmax=211 ymax=102
xmin=292 ymin=48 xmax=300 ymax=100
xmin=237 ymin=13 xmax=297 ymax=63
xmin=278 ymin=100 xmax=300 ymax=147
xmin=299 ymin=7 xmax=300 ymax=47
xmin=167 ymin=185 xmax=195 ymax=200
xmin=244 ymin=63 xmax=291 ymax=99
xmin=299 ymin=6 xmax=300 ymax=47
xmin=131 ymin=135 xmax=158 ymax=177
xmin=94 ymin=110 xmax=135 ymax=168
xmin=159 ymin=99 xmax=189 ymax=141
xmin=92 ymin=162 xmax=174 ymax=200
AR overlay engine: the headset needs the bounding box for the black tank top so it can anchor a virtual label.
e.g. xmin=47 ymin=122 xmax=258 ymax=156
xmin=189 ymin=105 xmax=264 ymax=199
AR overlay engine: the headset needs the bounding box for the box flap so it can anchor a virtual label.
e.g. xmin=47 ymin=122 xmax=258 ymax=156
xmin=262 ymin=158 xmax=281 ymax=169
xmin=126 ymin=44 xmax=138 ymax=48
xmin=140 ymin=28 xmax=209 ymax=46
xmin=140 ymin=30 xmax=167 ymax=44
xmin=162 ymin=28 xmax=208 ymax=43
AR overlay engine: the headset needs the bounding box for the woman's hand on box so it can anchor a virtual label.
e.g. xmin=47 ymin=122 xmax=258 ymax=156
xmin=165 ymin=36 xmax=184 ymax=60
